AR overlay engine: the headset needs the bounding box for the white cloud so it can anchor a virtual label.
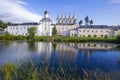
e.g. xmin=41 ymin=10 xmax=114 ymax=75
xmin=0 ymin=0 xmax=42 ymax=23
xmin=110 ymin=0 xmax=120 ymax=3
xmin=16 ymin=0 xmax=28 ymax=5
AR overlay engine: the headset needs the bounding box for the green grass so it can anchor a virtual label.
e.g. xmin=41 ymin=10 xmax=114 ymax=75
xmin=0 ymin=58 xmax=119 ymax=80
xmin=0 ymin=34 xmax=119 ymax=43
xmin=34 ymin=36 xmax=118 ymax=43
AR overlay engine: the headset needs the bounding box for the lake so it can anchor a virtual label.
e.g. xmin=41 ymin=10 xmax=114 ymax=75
xmin=0 ymin=41 xmax=120 ymax=77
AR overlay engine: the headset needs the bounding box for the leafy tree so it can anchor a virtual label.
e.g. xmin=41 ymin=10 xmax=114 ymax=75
xmin=0 ymin=20 xmax=7 ymax=29
xmin=79 ymin=20 xmax=83 ymax=26
xmin=116 ymin=35 xmax=120 ymax=42
xmin=7 ymin=22 xmax=12 ymax=25
xmin=52 ymin=25 xmax=57 ymax=36
xmin=27 ymin=27 xmax=36 ymax=41
xmin=90 ymin=19 xmax=93 ymax=25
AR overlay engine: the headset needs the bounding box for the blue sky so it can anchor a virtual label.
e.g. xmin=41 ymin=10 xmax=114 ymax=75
xmin=0 ymin=0 xmax=120 ymax=25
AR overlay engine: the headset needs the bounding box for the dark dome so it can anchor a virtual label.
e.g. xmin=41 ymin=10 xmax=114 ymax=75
xmin=44 ymin=11 xmax=49 ymax=14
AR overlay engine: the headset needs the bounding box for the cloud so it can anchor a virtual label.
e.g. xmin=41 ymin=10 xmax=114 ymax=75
xmin=0 ymin=0 xmax=42 ymax=23
xmin=16 ymin=0 xmax=28 ymax=5
xmin=110 ymin=0 xmax=120 ymax=3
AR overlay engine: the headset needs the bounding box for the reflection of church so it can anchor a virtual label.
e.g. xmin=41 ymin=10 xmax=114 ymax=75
xmin=55 ymin=43 xmax=78 ymax=62
xmin=36 ymin=42 xmax=118 ymax=63
xmin=69 ymin=43 xmax=117 ymax=50
xmin=37 ymin=42 xmax=52 ymax=62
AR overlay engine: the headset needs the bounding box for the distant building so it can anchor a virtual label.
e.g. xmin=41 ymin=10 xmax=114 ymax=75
xmin=6 ymin=11 xmax=53 ymax=36
xmin=56 ymin=13 xmax=77 ymax=36
xmin=0 ymin=28 xmax=5 ymax=35
xmin=70 ymin=25 xmax=120 ymax=37
xmin=6 ymin=23 xmax=39 ymax=36
xmin=70 ymin=16 xmax=120 ymax=37
xmin=5 ymin=11 xmax=120 ymax=37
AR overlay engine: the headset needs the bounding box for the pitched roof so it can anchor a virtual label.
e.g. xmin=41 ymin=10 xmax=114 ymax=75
xmin=8 ymin=22 xmax=39 ymax=26
xmin=40 ymin=18 xmax=52 ymax=23
xmin=79 ymin=25 xmax=120 ymax=30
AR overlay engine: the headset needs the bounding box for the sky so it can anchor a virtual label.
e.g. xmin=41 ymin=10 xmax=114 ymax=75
xmin=0 ymin=0 xmax=120 ymax=25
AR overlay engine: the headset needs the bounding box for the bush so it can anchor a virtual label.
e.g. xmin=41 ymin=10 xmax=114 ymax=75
xmin=116 ymin=35 xmax=120 ymax=42
xmin=88 ymin=35 xmax=91 ymax=37
xmin=104 ymin=35 xmax=108 ymax=38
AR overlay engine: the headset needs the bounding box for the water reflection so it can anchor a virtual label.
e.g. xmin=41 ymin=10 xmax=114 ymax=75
xmin=27 ymin=41 xmax=36 ymax=51
xmin=69 ymin=42 xmax=117 ymax=50
xmin=37 ymin=42 xmax=52 ymax=62
xmin=0 ymin=41 xmax=120 ymax=72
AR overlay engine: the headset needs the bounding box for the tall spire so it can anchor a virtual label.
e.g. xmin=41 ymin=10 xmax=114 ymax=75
xmin=57 ymin=13 xmax=60 ymax=19
xmin=68 ymin=13 xmax=71 ymax=18
xmin=61 ymin=13 xmax=64 ymax=19
xmin=72 ymin=12 xmax=76 ymax=19
xmin=64 ymin=13 xmax=67 ymax=18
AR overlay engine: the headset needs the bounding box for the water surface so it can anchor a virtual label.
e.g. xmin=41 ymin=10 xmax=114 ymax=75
xmin=0 ymin=41 xmax=120 ymax=72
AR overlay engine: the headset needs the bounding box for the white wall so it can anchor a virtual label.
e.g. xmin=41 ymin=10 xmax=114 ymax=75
xmin=6 ymin=25 xmax=38 ymax=36
xmin=38 ymin=21 xmax=53 ymax=36
xmin=56 ymin=24 xmax=77 ymax=36
xmin=115 ymin=30 xmax=120 ymax=36
xmin=77 ymin=28 xmax=115 ymax=37
xmin=70 ymin=29 xmax=78 ymax=36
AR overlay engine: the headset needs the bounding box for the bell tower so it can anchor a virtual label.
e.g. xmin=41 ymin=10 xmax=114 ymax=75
xmin=44 ymin=11 xmax=49 ymax=18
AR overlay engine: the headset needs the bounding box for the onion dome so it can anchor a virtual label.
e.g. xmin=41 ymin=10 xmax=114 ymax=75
xmin=44 ymin=11 xmax=49 ymax=14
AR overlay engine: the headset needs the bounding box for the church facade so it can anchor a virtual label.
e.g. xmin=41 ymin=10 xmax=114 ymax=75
xmin=6 ymin=11 xmax=120 ymax=37
xmin=56 ymin=13 xmax=77 ymax=36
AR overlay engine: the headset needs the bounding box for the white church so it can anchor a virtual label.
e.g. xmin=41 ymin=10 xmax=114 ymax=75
xmin=6 ymin=11 xmax=120 ymax=37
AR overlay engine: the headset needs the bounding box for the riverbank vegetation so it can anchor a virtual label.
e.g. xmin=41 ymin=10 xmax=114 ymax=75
xmin=34 ymin=36 xmax=119 ymax=43
xmin=0 ymin=33 xmax=26 ymax=41
xmin=0 ymin=58 xmax=119 ymax=80
xmin=0 ymin=33 xmax=120 ymax=43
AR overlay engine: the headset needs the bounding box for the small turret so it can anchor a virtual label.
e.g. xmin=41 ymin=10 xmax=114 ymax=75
xmin=56 ymin=13 xmax=60 ymax=19
xmin=85 ymin=16 xmax=90 ymax=25
xmin=44 ymin=11 xmax=49 ymax=18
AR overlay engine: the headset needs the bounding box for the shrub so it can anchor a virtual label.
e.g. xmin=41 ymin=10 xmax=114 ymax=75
xmin=105 ymin=35 xmax=108 ymax=38
xmin=88 ymin=35 xmax=91 ymax=37
xmin=116 ymin=35 xmax=120 ymax=42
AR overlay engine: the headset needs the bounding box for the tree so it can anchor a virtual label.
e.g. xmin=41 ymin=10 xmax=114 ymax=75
xmin=52 ymin=25 xmax=57 ymax=36
xmin=0 ymin=20 xmax=7 ymax=29
xmin=27 ymin=27 xmax=36 ymax=41
xmin=7 ymin=22 xmax=12 ymax=25
xmin=116 ymin=35 xmax=120 ymax=42
xmin=79 ymin=20 xmax=83 ymax=26
xmin=90 ymin=19 xmax=93 ymax=25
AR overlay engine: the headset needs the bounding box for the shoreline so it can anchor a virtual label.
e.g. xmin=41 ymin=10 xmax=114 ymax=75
xmin=0 ymin=35 xmax=120 ymax=43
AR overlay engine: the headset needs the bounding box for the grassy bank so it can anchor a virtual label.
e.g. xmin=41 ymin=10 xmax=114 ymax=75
xmin=0 ymin=58 xmax=119 ymax=80
xmin=0 ymin=35 xmax=26 ymax=41
xmin=0 ymin=34 xmax=120 ymax=43
xmin=34 ymin=36 xmax=119 ymax=43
